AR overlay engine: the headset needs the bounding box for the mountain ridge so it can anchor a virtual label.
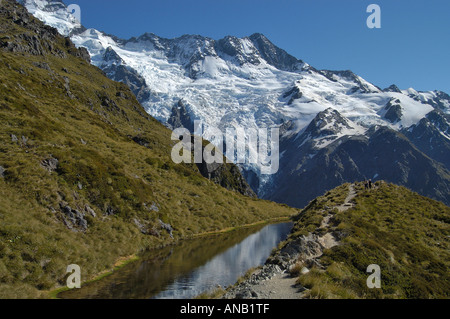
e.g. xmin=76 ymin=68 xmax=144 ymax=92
xmin=16 ymin=0 xmax=450 ymax=207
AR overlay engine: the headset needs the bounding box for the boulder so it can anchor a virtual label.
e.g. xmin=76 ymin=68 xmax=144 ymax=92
xmin=59 ymin=202 xmax=88 ymax=231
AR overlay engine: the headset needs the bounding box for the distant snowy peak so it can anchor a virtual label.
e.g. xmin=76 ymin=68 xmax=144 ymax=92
xmin=307 ymin=108 xmax=355 ymax=137
xmin=402 ymin=109 xmax=450 ymax=171
xmin=296 ymin=108 xmax=367 ymax=150
xmin=383 ymin=84 xmax=402 ymax=93
xmin=122 ymin=32 xmax=307 ymax=79
xmin=246 ymin=33 xmax=307 ymax=72
xmin=19 ymin=0 xmax=446 ymax=134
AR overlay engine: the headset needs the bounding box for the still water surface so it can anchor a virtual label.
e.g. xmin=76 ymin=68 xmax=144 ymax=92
xmin=59 ymin=222 xmax=292 ymax=299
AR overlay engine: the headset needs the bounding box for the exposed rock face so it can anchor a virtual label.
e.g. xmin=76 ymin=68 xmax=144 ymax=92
xmin=192 ymin=137 xmax=257 ymax=198
xmin=248 ymin=33 xmax=304 ymax=72
xmin=168 ymin=100 xmax=194 ymax=132
xmin=133 ymin=218 xmax=148 ymax=235
xmin=0 ymin=1 xmax=89 ymax=61
xmin=85 ymin=205 xmax=96 ymax=217
xmin=144 ymin=202 xmax=159 ymax=212
xmin=0 ymin=166 xmax=5 ymax=178
xmin=318 ymin=70 xmax=380 ymax=94
xmin=216 ymin=35 xmax=260 ymax=67
xmin=101 ymin=47 xmax=151 ymax=101
xmin=158 ymin=219 xmax=174 ymax=239
xmin=68 ymin=41 xmax=90 ymax=63
xmin=59 ymin=202 xmax=88 ymax=231
xmin=10 ymin=134 xmax=18 ymax=143
xmin=403 ymin=109 xmax=450 ymax=171
xmin=383 ymin=84 xmax=402 ymax=93
xmin=302 ymin=108 xmax=354 ymax=140
xmin=282 ymin=85 xmax=303 ymax=105
xmin=196 ymin=159 xmax=257 ymax=198
xmin=383 ymin=98 xmax=403 ymax=124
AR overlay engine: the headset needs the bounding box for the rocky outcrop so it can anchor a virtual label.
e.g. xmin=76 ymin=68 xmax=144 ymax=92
xmin=383 ymin=84 xmax=402 ymax=93
xmin=196 ymin=159 xmax=257 ymax=198
xmin=319 ymin=70 xmax=380 ymax=94
xmin=101 ymin=47 xmax=150 ymax=102
xmin=168 ymin=100 xmax=194 ymax=132
xmin=0 ymin=0 xmax=89 ymax=62
xmin=247 ymin=33 xmax=305 ymax=72
xmin=282 ymin=85 xmax=303 ymax=105
xmin=158 ymin=219 xmax=174 ymax=239
xmin=383 ymin=98 xmax=403 ymax=124
xmin=41 ymin=156 xmax=59 ymax=172
xmin=59 ymin=202 xmax=88 ymax=232
xmin=132 ymin=217 xmax=174 ymax=238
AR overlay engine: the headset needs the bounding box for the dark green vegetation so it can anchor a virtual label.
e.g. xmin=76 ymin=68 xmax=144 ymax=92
xmin=0 ymin=0 xmax=296 ymax=298
xmin=288 ymin=182 xmax=449 ymax=299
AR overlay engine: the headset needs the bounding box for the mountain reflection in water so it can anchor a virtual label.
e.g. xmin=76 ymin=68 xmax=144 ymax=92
xmin=59 ymin=222 xmax=292 ymax=299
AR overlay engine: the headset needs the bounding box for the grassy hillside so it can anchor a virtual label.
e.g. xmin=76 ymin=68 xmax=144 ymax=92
xmin=286 ymin=182 xmax=449 ymax=299
xmin=0 ymin=0 xmax=296 ymax=298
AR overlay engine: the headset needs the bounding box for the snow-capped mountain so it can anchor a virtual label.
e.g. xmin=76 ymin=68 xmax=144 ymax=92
xmin=270 ymin=108 xmax=450 ymax=207
xmin=18 ymin=0 xmax=450 ymax=206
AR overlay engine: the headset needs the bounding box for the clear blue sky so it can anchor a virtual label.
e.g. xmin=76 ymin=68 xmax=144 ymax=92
xmin=66 ymin=0 xmax=449 ymax=93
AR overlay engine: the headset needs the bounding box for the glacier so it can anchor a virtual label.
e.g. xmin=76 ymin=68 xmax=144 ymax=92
xmin=17 ymin=0 xmax=450 ymax=203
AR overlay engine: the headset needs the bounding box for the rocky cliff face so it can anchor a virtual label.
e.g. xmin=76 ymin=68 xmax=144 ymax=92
xmin=402 ymin=109 xmax=450 ymax=171
xmin=0 ymin=2 xmax=89 ymax=62
xmin=196 ymin=160 xmax=257 ymax=198
xmin=168 ymin=100 xmax=195 ymax=132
